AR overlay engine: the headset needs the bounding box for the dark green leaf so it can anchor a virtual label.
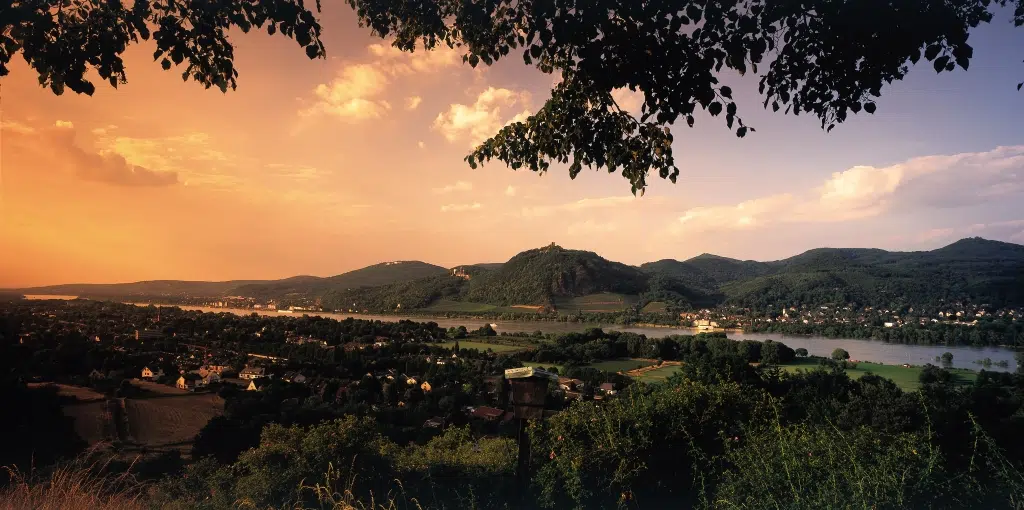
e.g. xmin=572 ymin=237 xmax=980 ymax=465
xmin=708 ymin=102 xmax=723 ymax=116
xmin=933 ymin=55 xmax=950 ymax=73
xmin=864 ymin=102 xmax=877 ymax=114
xmin=720 ymin=86 xmax=732 ymax=99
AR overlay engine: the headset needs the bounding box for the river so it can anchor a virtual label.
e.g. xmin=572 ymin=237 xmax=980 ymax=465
xmin=174 ymin=305 xmax=1020 ymax=373
xmin=22 ymin=295 xmax=1020 ymax=373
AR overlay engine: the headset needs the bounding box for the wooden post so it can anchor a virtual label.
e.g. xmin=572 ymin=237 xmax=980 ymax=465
xmin=516 ymin=417 xmax=531 ymax=507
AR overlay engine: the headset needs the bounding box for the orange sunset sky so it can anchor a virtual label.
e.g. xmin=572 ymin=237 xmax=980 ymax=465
xmin=2 ymin=4 xmax=1024 ymax=288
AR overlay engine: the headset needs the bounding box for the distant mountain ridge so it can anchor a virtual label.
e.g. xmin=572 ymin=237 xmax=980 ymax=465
xmin=11 ymin=238 xmax=1024 ymax=312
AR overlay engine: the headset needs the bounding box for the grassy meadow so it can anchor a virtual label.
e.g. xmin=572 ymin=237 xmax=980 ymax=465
xmin=588 ymin=359 xmax=657 ymax=373
xmin=424 ymin=300 xmax=541 ymax=314
xmin=640 ymin=301 xmax=669 ymax=313
xmin=779 ymin=357 xmax=978 ymax=391
xmin=440 ymin=340 xmax=527 ymax=353
xmin=554 ymin=293 xmax=638 ymax=313
xmin=632 ymin=364 xmax=685 ymax=383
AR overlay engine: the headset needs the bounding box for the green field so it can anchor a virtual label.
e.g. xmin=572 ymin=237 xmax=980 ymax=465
xmin=632 ymin=365 xmax=684 ymax=383
xmin=640 ymin=301 xmax=669 ymax=313
xmin=522 ymin=361 xmax=565 ymax=372
xmin=554 ymin=293 xmax=639 ymax=313
xmin=424 ymin=300 xmax=539 ymax=314
xmin=440 ymin=340 xmax=526 ymax=353
xmin=588 ymin=358 xmax=657 ymax=373
xmin=780 ymin=358 xmax=977 ymax=391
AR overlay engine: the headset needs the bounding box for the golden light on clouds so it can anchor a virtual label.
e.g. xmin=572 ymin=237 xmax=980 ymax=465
xmin=433 ymin=87 xmax=532 ymax=147
xmin=3 ymin=8 xmax=1022 ymax=288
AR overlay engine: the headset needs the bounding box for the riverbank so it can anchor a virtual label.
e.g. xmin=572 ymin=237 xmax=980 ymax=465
xmin=22 ymin=296 xmax=1020 ymax=374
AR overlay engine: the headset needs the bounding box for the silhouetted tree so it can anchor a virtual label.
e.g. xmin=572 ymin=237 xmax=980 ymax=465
xmin=6 ymin=0 xmax=1024 ymax=191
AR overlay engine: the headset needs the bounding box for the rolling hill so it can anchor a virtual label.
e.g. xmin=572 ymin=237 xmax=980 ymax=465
xmin=641 ymin=254 xmax=771 ymax=293
xmin=320 ymin=244 xmax=659 ymax=311
xmin=717 ymin=238 xmax=1024 ymax=309
xmin=15 ymin=261 xmax=448 ymax=301
xmin=11 ymin=238 xmax=1024 ymax=313
xmin=232 ymin=261 xmax=448 ymax=299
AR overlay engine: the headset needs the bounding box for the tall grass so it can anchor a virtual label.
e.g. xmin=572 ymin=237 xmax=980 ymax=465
xmin=288 ymin=462 xmax=423 ymax=510
xmin=0 ymin=451 xmax=146 ymax=510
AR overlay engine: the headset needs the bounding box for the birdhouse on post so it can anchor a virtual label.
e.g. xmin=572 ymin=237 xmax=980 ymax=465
xmin=504 ymin=366 xmax=558 ymax=506
xmin=504 ymin=366 xmax=558 ymax=420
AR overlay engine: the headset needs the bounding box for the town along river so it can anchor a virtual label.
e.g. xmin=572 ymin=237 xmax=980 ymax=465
xmin=162 ymin=304 xmax=1020 ymax=374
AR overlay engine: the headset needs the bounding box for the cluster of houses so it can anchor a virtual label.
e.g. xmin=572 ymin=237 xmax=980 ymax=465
xmin=684 ymin=302 xmax=1024 ymax=330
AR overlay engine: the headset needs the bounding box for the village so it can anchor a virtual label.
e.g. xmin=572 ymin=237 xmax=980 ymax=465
xmin=681 ymin=301 xmax=1024 ymax=330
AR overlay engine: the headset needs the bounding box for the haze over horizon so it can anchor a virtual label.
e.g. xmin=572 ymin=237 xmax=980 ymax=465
xmin=3 ymin=5 xmax=1024 ymax=288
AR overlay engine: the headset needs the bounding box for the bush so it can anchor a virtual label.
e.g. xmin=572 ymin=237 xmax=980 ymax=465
xmin=532 ymin=380 xmax=761 ymax=509
xmin=717 ymin=423 xmax=948 ymax=509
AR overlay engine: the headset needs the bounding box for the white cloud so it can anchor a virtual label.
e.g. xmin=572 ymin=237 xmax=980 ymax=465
xmin=610 ymin=88 xmax=644 ymax=116
xmin=433 ymin=87 xmax=532 ymax=147
xmin=522 ymin=195 xmax=639 ymax=218
xmin=434 ymin=180 xmax=473 ymax=194
xmin=99 ymin=132 xmax=236 ymax=188
xmin=440 ymin=202 xmax=482 ymax=212
xmin=418 ymin=141 xmax=426 ymax=149
xmin=7 ymin=123 xmax=179 ymax=187
xmin=671 ymin=145 xmax=1024 ymax=235
xmin=55 ymin=120 xmax=74 ymax=129
xmin=265 ymin=163 xmax=323 ymax=181
xmin=301 ymin=64 xmax=391 ymax=121
xmin=367 ymin=43 xmax=460 ymax=76
xmin=505 ymin=185 xmax=517 ymax=197
xmin=90 ymin=124 xmax=117 ymax=136
xmin=1 ymin=120 xmax=35 ymax=134
xmin=302 ymin=43 xmax=459 ymax=122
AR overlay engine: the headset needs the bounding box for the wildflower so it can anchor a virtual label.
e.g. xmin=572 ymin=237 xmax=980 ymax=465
xmin=550 ymin=451 xmax=556 ymax=460
xmin=557 ymin=435 xmax=563 ymax=441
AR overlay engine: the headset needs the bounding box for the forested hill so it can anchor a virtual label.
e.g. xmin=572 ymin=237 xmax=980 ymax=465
xmin=715 ymin=238 xmax=1024 ymax=309
xmin=319 ymin=244 xmax=662 ymax=310
xmin=641 ymin=254 xmax=772 ymax=293
xmin=465 ymin=244 xmax=651 ymax=304
xmin=14 ymin=261 xmax=448 ymax=300
xmin=231 ymin=261 xmax=448 ymax=300
xmin=12 ymin=238 xmax=1024 ymax=312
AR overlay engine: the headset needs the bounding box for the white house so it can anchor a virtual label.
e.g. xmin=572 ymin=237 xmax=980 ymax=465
xmin=177 ymin=374 xmax=203 ymax=391
xmin=141 ymin=366 xmax=164 ymax=380
xmin=239 ymin=366 xmax=266 ymax=380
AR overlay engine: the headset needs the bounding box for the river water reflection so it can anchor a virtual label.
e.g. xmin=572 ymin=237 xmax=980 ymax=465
xmin=23 ymin=296 xmax=1018 ymax=373
xmin=164 ymin=304 xmax=1019 ymax=373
